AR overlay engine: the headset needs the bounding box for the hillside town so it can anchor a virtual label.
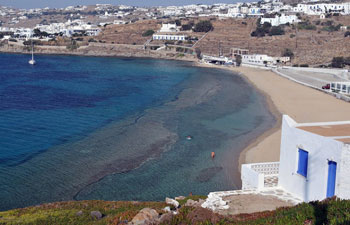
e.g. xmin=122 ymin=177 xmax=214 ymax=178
xmin=1 ymin=0 xmax=350 ymax=39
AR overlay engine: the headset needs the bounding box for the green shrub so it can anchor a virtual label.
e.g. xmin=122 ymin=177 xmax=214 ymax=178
xmin=193 ymin=20 xmax=213 ymax=32
xmin=181 ymin=24 xmax=192 ymax=31
xmin=297 ymin=22 xmax=317 ymax=30
xmin=142 ymin=29 xmax=155 ymax=37
xmin=88 ymin=38 xmax=97 ymax=42
xmin=269 ymin=26 xmax=285 ymax=36
xmin=282 ymin=48 xmax=294 ymax=58
xmin=322 ymin=24 xmax=341 ymax=32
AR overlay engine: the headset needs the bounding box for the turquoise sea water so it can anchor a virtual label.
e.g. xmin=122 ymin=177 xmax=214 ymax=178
xmin=0 ymin=53 xmax=275 ymax=210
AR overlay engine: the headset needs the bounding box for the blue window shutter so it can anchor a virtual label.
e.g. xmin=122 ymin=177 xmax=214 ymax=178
xmin=297 ymin=149 xmax=308 ymax=177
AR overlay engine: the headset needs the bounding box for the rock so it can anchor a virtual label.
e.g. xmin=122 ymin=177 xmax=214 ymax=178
xmin=175 ymin=196 xmax=186 ymax=200
xmin=165 ymin=197 xmax=179 ymax=208
xmin=90 ymin=211 xmax=103 ymax=220
xmin=130 ymin=208 xmax=159 ymax=225
xmin=198 ymin=199 xmax=205 ymax=205
xmin=158 ymin=212 xmax=173 ymax=223
xmin=185 ymin=199 xmax=200 ymax=207
xmin=76 ymin=210 xmax=83 ymax=216
xmin=163 ymin=206 xmax=171 ymax=213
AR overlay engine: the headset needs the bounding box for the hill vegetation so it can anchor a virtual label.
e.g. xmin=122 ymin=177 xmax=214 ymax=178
xmin=1 ymin=197 xmax=350 ymax=225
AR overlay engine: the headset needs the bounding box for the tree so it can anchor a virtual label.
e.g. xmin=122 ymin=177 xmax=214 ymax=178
xmin=195 ymin=48 xmax=202 ymax=59
xmin=66 ymin=40 xmax=79 ymax=51
xmin=193 ymin=20 xmax=213 ymax=32
xmin=142 ymin=30 xmax=155 ymax=37
xmin=175 ymin=19 xmax=181 ymax=26
xmin=181 ymin=24 xmax=192 ymax=31
xmin=331 ymin=57 xmax=345 ymax=68
xmin=269 ymin=26 xmax=285 ymax=36
xmin=33 ymin=28 xmax=41 ymax=37
xmin=236 ymin=55 xmax=242 ymax=66
xmin=282 ymin=48 xmax=294 ymax=58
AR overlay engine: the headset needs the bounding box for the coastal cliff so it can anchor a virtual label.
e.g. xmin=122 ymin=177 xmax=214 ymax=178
xmin=0 ymin=42 xmax=197 ymax=62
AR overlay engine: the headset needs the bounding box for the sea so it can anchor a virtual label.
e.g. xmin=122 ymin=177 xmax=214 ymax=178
xmin=0 ymin=53 xmax=275 ymax=211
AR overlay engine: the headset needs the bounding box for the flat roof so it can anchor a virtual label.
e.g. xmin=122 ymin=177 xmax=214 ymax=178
xmin=297 ymin=124 xmax=350 ymax=144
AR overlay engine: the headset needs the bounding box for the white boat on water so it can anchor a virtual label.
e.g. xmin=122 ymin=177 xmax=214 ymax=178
xmin=28 ymin=43 xmax=36 ymax=65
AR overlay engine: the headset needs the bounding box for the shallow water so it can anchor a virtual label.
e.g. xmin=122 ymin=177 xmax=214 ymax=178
xmin=0 ymin=53 xmax=275 ymax=210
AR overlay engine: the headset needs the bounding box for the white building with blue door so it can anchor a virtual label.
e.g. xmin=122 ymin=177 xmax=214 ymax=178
xmin=278 ymin=115 xmax=350 ymax=202
xmin=240 ymin=115 xmax=350 ymax=203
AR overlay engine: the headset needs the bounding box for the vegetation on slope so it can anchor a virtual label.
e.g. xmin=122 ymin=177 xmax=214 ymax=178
xmin=1 ymin=197 xmax=350 ymax=224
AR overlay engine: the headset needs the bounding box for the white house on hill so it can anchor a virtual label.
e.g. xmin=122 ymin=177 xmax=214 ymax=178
xmin=260 ymin=13 xmax=300 ymax=26
xmin=241 ymin=115 xmax=350 ymax=202
xmin=159 ymin=23 xmax=179 ymax=33
xmin=152 ymin=34 xmax=186 ymax=41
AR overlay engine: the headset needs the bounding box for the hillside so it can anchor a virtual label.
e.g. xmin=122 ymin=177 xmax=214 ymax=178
xmin=95 ymin=16 xmax=350 ymax=66
xmin=1 ymin=197 xmax=350 ymax=225
xmin=195 ymin=16 xmax=350 ymax=66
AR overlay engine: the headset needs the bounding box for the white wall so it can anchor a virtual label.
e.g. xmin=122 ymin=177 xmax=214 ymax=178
xmin=241 ymin=164 xmax=264 ymax=190
xmin=278 ymin=115 xmax=344 ymax=202
xmin=338 ymin=146 xmax=350 ymax=199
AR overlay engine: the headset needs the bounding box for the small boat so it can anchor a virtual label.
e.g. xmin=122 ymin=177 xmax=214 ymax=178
xmin=186 ymin=135 xmax=193 ymax=141
xmin=28 ymin=42 xmax=36 ymax=65
xmin=211 ymin=152 xmax=215 ymax=159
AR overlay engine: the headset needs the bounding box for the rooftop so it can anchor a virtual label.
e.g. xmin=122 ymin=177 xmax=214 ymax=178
xmin=297 ymin=123 xmax=350 ymax=144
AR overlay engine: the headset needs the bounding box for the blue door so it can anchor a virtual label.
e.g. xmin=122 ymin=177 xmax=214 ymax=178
xmin=326 ymin=161 xmax=337 ymax=198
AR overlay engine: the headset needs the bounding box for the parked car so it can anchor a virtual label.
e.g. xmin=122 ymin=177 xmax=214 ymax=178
xmin=322 ymin=84 xmax=330 ymax=89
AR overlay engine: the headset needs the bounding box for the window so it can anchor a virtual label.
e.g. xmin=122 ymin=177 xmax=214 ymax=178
xmin=297 ymin=149 xmax=308 ymax=177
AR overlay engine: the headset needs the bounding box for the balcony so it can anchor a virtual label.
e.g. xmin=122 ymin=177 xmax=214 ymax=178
xmin=241 ymin=162 xmax=279 ymax=190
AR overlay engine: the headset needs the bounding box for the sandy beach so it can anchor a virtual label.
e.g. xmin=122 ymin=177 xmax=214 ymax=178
xmin=195 ymin=63 xmax=350 ymax=169
xmin=231 ymin=66 xmax=350 ymax=166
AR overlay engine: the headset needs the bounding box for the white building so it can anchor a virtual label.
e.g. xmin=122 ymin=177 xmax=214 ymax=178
xmin=260 ymin=13 xmax=300 ymax=26
xmin=330 ymin=82 xmax=350 ymax=95
xmin=241 ymin=54 xmax=290 ymax=65
xmin=294 ymin=3 xmax=350 ymax=15
xmin=159 ymin=23 xmax=179 ymax=33
xmin=242 ymin=54 xmax=274 ymax=65
xmin=242 ymin=115 xmax=350 ymax=202
xmin=152 ymin=34 xmax=186 ymax=41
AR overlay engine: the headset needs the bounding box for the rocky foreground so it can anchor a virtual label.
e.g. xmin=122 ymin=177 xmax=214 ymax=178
xmin=0 ymin=196 xmax=349 ymax=224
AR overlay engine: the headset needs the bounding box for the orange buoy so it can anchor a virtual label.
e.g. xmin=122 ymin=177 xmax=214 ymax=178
xmin=211 ymin=152 xmax=215 ymax=159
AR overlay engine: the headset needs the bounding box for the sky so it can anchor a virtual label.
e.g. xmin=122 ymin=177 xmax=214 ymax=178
xmin=0 ymin=0 xmax=243 ymax=9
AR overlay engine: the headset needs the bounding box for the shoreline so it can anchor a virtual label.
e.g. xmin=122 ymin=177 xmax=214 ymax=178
xmin=3 ymin=49 xmax=349 ymax=191
xmin=0 ymin=49 xmax=286 ymax=186
xmin=193 ymin=63 xmax=282 ymax=174
xmin=194 ymin=63 xmax=350 ymax=176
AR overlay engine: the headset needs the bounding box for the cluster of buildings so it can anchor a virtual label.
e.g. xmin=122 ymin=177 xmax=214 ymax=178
xmin=35 ymin=19 xmax=101 ymax=37
xmin=1 ymin=0 xmax=350 ymax=41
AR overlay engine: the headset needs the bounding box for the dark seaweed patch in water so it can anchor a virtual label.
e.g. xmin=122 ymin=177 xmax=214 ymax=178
xmin=195 ymin=166 xmax=223 ymax=183
xmin=0 ymin=84 xmax=139 ymax=110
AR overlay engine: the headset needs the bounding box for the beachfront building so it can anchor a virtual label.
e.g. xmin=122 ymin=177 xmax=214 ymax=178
xmin=152 ymin=34 xmax=186 ymax=41
xmin=330 ymin=82 xmax=350 ymax=95
xmin=231 ymin=48 xmax=249 ymax=57
xmin=260 ymin=13 xmax=300 ymax=26
xmin=241 ymin=115 xmax=350 ymax=202
xmin=241 ymin=54 xmax=290 ymax=66
xmin=242 ymin=54 xmax=274 ymax=65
